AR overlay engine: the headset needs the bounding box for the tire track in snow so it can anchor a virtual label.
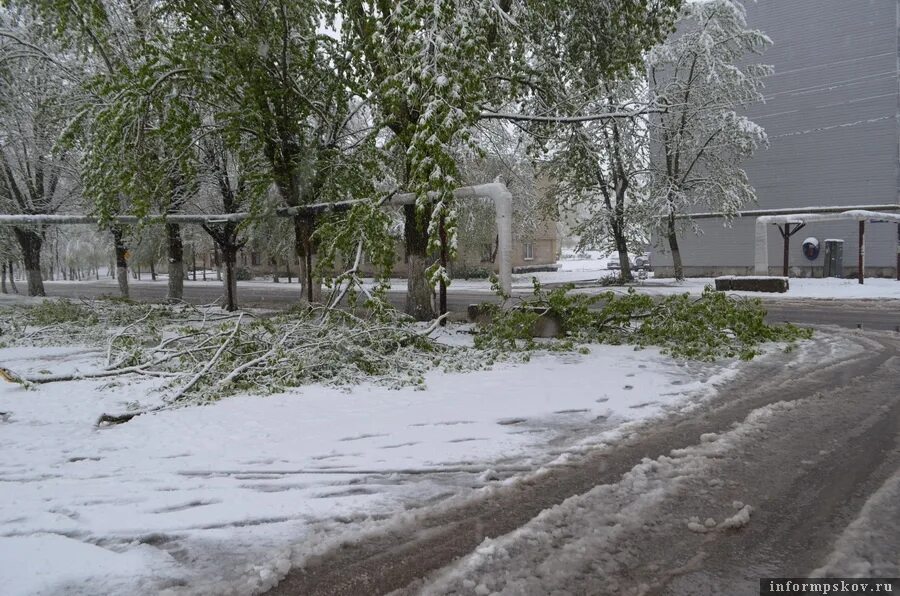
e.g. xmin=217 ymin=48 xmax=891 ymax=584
xmin=266 ymin=332 xmax=892 ymax=595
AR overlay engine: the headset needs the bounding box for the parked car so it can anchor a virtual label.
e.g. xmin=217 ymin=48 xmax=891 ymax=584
xmin=608 ymin=252 xmax=650 ymax=270
xmin=634 ymin=253 xmax=651 ymax=270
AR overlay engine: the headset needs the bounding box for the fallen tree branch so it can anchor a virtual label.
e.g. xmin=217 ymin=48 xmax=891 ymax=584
xmin=213 ymin=319 xmax=301 ymax=389
xmin=421 ymin=312 xmax=451 ymax=336
xmin=96 ymin=404 xmax=168 ymax=427
xmin=5 ymin=298 xmax=489 ymax=428
xmin=167 ymin=313 xmax=244 ymax=402
xmin=107 ymin=305 xmax=156 ymax=366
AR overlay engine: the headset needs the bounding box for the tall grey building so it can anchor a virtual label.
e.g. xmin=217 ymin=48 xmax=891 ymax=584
xmin=652 ymin=0 xmax=900 ymax=277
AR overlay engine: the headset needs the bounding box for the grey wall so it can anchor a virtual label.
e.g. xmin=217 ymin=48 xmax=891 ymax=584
xmin=653 ymin=0 xmax=900 ymax=273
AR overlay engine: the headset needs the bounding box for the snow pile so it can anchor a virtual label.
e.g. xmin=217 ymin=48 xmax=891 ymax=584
xmin=0 ymin=535 xmax=177 ymax=596
xmin=718 ymin=504 xmax=753 ymax=530
xmin=0 ymin=338 xmax=724 ymax=595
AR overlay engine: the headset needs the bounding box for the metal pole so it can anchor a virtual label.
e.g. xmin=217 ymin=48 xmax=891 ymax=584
xmin=782 ymin=224 xmax=790 ymax=278
xmin=858 ymin=220 xmax=865 ymax=284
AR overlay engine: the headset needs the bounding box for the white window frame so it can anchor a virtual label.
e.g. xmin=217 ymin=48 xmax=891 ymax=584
xmin=523 ymin=242 xmax=534 ymax=261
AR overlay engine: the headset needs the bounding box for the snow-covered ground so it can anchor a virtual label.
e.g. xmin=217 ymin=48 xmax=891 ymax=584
xmin=0 ymin=332 xmax=738 ymax=596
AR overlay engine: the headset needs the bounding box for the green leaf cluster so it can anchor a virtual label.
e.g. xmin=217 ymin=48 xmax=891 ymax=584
xmin=23 ymin=298 xmax=99 ymax=326
xmin=475 ymin=282 xmax=812 ymax=361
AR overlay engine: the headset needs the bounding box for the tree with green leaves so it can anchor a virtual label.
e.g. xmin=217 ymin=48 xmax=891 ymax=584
xmin=547 ymin=75 xmax=651 ymax=282
xmin=3 ymin=0 xmax=685 ymax=315
xmin=344 ymin=0 xmax=681 ymax=319
xmin=647 ymin=0 xmax=770 ymax=279
xmin=166 ymin=0 xmax=378 ymax=303
xmin=18 ymin=0 xmax=196 ymax=299
xmin=343 ymin=0 xmax=518 ymax=319
xmin=0 ymin=9 xmax=79 ymax=296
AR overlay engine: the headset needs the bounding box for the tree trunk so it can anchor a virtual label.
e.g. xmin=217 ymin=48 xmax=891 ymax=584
xmin=294 ymin=216 xmax=321 ymax=303
xmin=49 ymin=234 xmax=57 ymax=281
xmin=222 ymin=243 xmax=238 ymax=312
xmin=615 ymin=237 xmax=633 ymax=283
xmin=166 ymin=223 xmax=184 ymax=301
xmin=112 ymin=228 xmax=129 ymax=298
xmin=297 ymin=252 xmax=322 ymax=302
xmin=150 ymin=261 xmax=156 ymax=281
xmin=200 ymin=223 xmax=241 ymax=311
xmin=1 ymin=261 xmax=7 ymax=294
xmin=13 ymin=227 xmax=45 ymax=296
xmin=213 ymin=245 xmax=222 ymax=281
xmin=666 ymin=213 xmax=684 ymax=281
xmin=404 ymin=205 xmax=434 ymax=321
xmin=438 ymin=213 xmax=448 ymax=323
xmin=8 ymin=261 xmax=18 ymax=294
xmin=610 ymin=206 xmax=632 ymax=283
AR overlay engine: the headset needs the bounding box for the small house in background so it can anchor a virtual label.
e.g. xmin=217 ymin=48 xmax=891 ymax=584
xmin=449 ymin=214 xmax=560 ymax=277
xmin=359 ymin=206 xmax=560 ymax=280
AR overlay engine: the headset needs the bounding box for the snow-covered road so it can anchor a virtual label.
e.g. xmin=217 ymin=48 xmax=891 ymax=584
xmin=268 ymin=331 xmax=900 ymax=595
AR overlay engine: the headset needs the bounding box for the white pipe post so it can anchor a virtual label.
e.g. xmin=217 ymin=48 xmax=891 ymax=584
xmin=493 ymin=184 xmax=514 ymax=296
xmin=754 ymin=218 xmax=769 ymax=275
xmin=448 ymin=182 xmax=513 ymax=296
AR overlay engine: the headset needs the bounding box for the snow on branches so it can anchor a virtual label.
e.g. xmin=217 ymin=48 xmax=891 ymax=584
xmin=0 ymin=298 xmax=489 ymax=424
xmin=647 ymin=0 xmax=772 ymax=278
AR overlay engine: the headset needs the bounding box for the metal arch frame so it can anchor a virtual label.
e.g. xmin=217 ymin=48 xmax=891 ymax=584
xmin=0 ymin=182 xmax=516 ymax=296
xmin=754 ymin=210 xmax=900 ymax=284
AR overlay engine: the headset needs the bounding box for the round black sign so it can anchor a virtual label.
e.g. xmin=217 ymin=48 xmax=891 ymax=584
xmin=801 ymin=238 xmax=820 ymax=261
